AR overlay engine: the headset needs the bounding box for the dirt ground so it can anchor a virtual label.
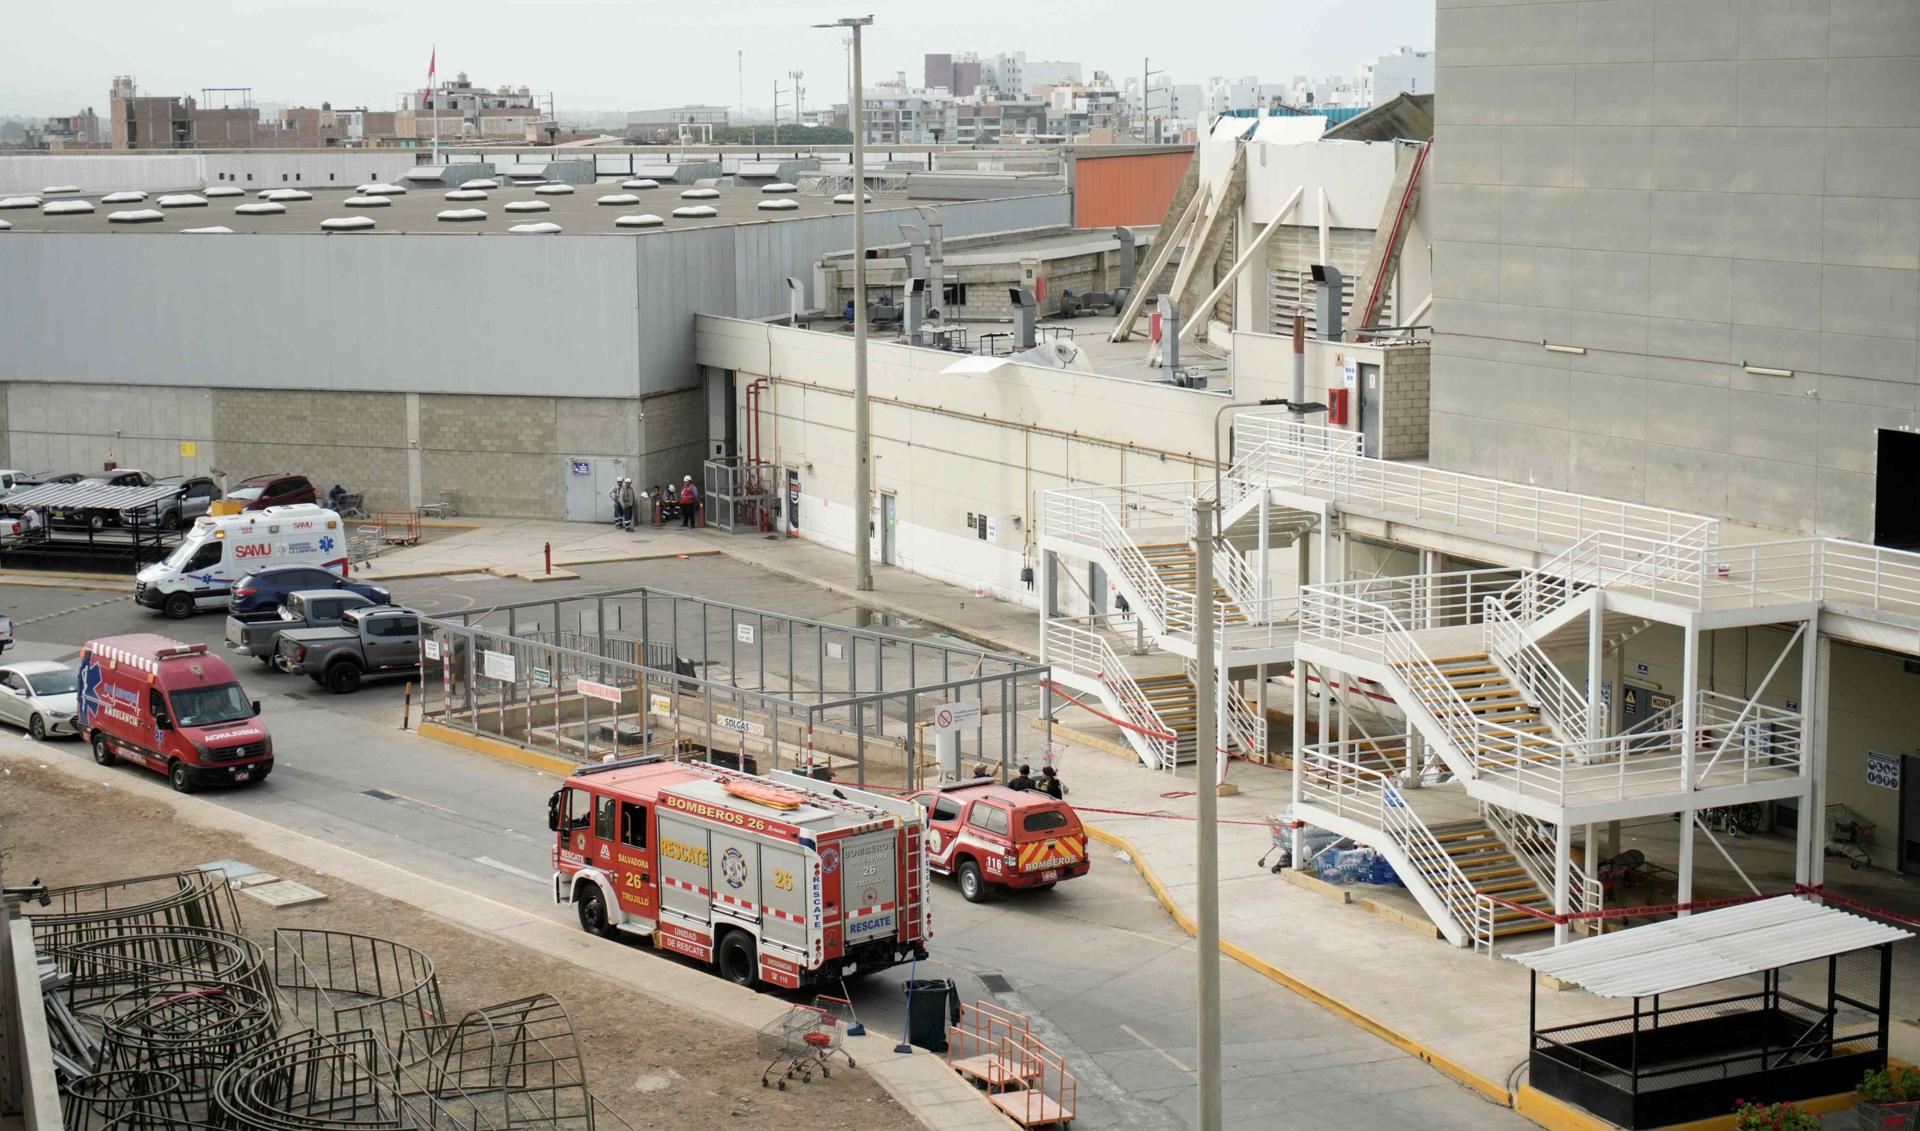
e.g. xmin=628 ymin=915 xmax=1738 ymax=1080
xmin=0 ymin=763 xmax=914 ymax=1131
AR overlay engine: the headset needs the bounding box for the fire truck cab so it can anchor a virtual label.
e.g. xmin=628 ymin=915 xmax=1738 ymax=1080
xmin=907 ymin=779 xmax=1089 ymax=903
xmin=550 ymin=758 xmax=930 ymax=990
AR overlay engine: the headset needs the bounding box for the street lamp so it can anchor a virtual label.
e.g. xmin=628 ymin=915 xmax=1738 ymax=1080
xmin=816 ymin=14 xmax=875 ymax=591
xmin=1193 ymin=393 xmax=1324 ymax=1130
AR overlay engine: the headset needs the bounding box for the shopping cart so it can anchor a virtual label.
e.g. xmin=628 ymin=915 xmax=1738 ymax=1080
xmin=758 ymin=998 xmax=856 ymax=1089
xmin=1826 ymin=803 xmax=1875 ymax=870
xmin=1257 ymin=812 xmax=1297 ymax=873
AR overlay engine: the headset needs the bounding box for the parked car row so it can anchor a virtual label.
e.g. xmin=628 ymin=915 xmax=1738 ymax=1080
xmin=0 ymin=470 xmax=320 ymax=533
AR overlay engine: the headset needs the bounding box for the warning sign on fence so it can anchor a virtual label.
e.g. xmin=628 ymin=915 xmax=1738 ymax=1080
xmin=482 ymin=651 xmax=516 ymax=682
xmin=933 ymin=699 xmax=981 ymax=732
xmin=578 ymin=679 xmax=621 ymax=704
xmin=649 ymin=692 xmax=674 ymax=718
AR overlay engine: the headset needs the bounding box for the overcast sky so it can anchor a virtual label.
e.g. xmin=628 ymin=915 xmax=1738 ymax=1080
xmin=4 ymin=0 xmax=1433 ymax=117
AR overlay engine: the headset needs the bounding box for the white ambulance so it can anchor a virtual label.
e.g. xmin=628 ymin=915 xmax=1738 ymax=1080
xmin=135 ymin=504 xmax=350 ymax=620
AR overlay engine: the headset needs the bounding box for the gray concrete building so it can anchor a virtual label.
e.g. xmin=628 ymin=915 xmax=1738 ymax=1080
xmin=1429 ymin=0 xmax=1920 ymax=545
xmin=0 ymin=159 xmax=1067 ymax=518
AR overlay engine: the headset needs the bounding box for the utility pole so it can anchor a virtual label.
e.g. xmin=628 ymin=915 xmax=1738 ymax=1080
xmin=772 ymin=81 xmax=780 ymax=146
xmin=817 ymin=15 xmax=875 ymax=591
xmin=738 ymin=50 xmax=745 ymax=130
xmin=1192 ymin=492 xmax=1223 ymax=1131
xmin=1142 ymin=57 xmax=1150 ymax=142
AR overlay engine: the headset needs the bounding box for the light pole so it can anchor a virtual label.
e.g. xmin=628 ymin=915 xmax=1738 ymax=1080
xmin=1194 ymin=394 xmax=1318 ymax=1130
xmin=816 ymin=14 xmax=874 ymax=591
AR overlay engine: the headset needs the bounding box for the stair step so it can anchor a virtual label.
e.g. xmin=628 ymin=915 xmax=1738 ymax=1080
xmin=1429 ymin=654 xmax=1490 ymax=665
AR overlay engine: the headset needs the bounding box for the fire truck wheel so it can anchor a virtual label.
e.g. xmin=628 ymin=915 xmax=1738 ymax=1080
xmin=163 ymin=592 xmax=195 ymax=620
xmin=957 ymin=860 xmax=988 ymax=903
xmin=576 ymin=887 xmax=617 ymax=938
xmin=91 ymin=732 xmax=117 ymax=766
xmin=716 ymin=931 xmax=758 ymax=987
xmin=168 ymin=761 xmax=195 ymax=794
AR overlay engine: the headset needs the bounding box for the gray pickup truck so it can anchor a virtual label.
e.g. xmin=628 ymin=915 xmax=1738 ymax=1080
xmin=276 ymin=605 xmax=426 ymax=694
xmin=226 ymin=589 xmax=376 ymax=664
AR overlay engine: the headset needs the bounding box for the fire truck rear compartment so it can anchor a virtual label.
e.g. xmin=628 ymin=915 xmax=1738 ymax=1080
xmin=841 ymin=830 xmax=899 ymax=944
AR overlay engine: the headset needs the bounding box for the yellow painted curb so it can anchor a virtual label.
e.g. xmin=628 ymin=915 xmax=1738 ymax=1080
xmin=1084 ymin=821 xmax=1513 ymax=1109
xmin=555 ymin=549 xmax=723 ymax=568
xmin=417 ymin=720 xmax=578 ymax=777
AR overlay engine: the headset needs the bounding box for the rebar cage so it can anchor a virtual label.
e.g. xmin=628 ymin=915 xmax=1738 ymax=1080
xmin=421 ymin=585 xmax=1051 ymax=791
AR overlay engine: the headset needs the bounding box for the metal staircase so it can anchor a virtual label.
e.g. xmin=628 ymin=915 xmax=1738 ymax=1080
xmin=1042 ymin=617 xmax=1179 ymax=770
xmin=1425 ymin=819 xmax=1555 ymax=941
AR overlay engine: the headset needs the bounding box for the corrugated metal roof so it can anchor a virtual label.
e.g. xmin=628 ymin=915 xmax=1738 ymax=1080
xmin=6 ymin=482 xmax=178 ymax=511
xmin=1509 ymin=896 xmax=1910 ymax=998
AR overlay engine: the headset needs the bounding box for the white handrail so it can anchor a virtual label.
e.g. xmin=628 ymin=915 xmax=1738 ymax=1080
xmin=1042 ymin=489 xmax=1198 ymax=634
xmin=1186 ymin=655 xmax=1265 ymax=761
xmin=1484 ymin=595 xmax=1586 ymax=740
xmin=1043 ymin=618 xmax=1179 ymax=770
xmin=1298 ymin=740 xmax=1492 ymax=949
xmin=1481 ymin=804 xmax=1600 ymax=917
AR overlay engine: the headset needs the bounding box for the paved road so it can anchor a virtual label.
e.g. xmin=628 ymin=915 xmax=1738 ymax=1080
xmin=0 ymin=562 xmax=1523 ymax=1130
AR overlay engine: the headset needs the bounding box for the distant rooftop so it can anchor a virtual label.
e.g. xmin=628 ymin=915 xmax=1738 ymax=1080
xmin=0 ymin=180 xmax=918 ymax=236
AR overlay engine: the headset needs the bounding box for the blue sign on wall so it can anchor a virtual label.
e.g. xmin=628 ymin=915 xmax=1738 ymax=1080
xmin=1867 ymin=750 xmax=1900 ymax=791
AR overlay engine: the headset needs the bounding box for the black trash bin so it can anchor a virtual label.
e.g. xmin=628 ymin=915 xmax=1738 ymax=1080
xmin=902 ymin=979 xmax=960 ymax=1052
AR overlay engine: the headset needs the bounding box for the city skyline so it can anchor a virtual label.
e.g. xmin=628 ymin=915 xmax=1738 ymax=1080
xmin=1 ymin=0 xmax=1433 ymax=117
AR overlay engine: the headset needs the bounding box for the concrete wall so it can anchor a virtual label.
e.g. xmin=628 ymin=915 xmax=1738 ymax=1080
xmin=1 ymin=382 xmax=649 ymax=518
xmin=1430 ymin=0 xmax=1920 ymax=539
xmin=697 ymin=313 xmax=1297 ymax=602
xmin=1381 ymin=345 xmax=1430 ymax=460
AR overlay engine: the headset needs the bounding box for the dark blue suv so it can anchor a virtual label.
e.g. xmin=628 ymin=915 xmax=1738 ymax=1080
xmin=231 ymin=565 xmax=391 ymax=615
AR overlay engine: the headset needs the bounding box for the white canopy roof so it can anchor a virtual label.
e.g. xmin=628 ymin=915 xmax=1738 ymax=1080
xmin=1510 ymin=896 xmax=1910 ymax=998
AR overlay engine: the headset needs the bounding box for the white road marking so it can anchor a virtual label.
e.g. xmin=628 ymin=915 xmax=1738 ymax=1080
xmin=1120 ymin=1023 xmax=1193 ymax=1074
xmin=473 ymin=856 xmax=547 ymax=885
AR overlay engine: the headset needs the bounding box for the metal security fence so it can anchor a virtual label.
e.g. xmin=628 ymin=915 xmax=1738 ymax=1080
xmin=421 ymin=587 xmax=1050 ymax=790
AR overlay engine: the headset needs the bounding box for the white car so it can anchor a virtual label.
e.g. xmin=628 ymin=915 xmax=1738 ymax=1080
xmin=0 ymin=661 xmax=80 ymax=740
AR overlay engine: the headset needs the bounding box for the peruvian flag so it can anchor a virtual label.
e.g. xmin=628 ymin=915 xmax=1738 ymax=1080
xmin=428 ymin=46 xmax=436 ymax=84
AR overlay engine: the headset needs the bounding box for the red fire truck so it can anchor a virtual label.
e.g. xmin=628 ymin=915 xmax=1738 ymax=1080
xmin=906 ymin=779 xmax=1089 ymax=902
xmin=549 ymin=759 xmax=930 ymax=989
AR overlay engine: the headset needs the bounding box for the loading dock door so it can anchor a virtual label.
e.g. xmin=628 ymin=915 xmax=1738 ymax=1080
xmin=1901 ymin=754 xmax=1920 ymax=875
xmin=563 ymin=456 xmax=628 ymax=523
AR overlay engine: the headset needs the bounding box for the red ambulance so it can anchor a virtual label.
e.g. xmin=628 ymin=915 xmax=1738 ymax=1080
xmin=907 ymin=779 xmax=1089 ymax=902
xmin=78 ymin=635 xmax=273 ymax=792
xmin=549 ymin=758 xmax=929 ymax=989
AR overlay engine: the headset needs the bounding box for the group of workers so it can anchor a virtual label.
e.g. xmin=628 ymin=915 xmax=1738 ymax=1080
xmin=610 ymin=475 xmax=704 ymax=531
xmin=975 ymin=762 xmax=1064 ymax=799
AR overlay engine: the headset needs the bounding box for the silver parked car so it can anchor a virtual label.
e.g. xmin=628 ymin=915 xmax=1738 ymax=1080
xmin=0 ymin=661 xmax=80 ymax=740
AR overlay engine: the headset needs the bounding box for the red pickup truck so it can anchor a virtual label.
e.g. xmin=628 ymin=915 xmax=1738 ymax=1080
xmin=906 ymin=779 xmax=1089 ymax=902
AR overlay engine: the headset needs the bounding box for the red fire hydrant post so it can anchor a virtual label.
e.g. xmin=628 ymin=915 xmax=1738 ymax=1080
xmin=544 ymin=542 xmax=552 ymax=575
